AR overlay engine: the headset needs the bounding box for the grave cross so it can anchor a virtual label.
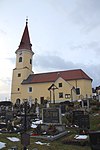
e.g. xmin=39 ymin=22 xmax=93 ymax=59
xmin=18 ymin=100 xmax=33 ymax=150
xmin=48 ymin=84 xmax=58 ymax=104
xmin=18 ymin=101 xmax=31 ymax=131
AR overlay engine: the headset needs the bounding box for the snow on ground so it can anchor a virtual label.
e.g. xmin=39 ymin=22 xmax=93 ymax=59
xmin=74 ymin=135 xmax=88 ymax=140
xmin=7 ymin=137 xmax=20 ymax=142
xmin=33 ymin=120 xmax=43 ymax=124
xmin=0 ymin=142 xmax=6 ymax=149
xmin=31 ymin=124 xmax=37 ymax=128
xmin=35 ymin=141 xmax=50 ymax=146
xmin=31 ymin=119 xmax=42 ymax=128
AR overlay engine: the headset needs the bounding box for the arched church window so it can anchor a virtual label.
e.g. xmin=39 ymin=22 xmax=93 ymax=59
xmin=19 ymin=57 xmax=22 ymax=62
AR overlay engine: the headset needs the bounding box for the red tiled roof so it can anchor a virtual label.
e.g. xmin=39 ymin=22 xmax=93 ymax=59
xmin=16 ymin=21 xmax=32 ymax=52
xmin=22 ymin=69 xmax=92 ymax=84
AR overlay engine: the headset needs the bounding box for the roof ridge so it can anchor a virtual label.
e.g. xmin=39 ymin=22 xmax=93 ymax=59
xmin=33 ymin=69 xmax=82 ymax=75
xmin=22 ymin=69 xmax=92 ymax=84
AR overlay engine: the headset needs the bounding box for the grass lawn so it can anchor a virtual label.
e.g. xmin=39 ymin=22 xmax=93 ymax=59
xmin=0 ymin=111 xmax=100 ymax=150
xmin=0 ymin=133 xmax=91 ymax=150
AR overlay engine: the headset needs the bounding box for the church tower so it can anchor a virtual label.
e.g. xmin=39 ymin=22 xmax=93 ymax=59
xmin=11 ymin=20 xmax=34 ymax=103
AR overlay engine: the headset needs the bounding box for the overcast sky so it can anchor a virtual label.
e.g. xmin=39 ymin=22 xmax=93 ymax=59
xmin=0 ymin=0 xmax=100 ymax=100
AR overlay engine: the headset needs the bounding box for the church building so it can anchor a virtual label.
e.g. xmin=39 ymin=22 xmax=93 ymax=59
xmin=11 ymin=20 xmax=92 ymax=104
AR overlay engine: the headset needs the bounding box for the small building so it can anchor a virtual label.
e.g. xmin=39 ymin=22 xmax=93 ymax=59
xmin=11 ymin=20 xmax=92 ymax=104
xmin=96 ymin=86 xmax=100 ymax=95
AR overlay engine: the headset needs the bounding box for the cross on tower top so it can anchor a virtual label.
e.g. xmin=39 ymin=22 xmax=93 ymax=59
xmin=26 ymin=16 xmax=28 ymax=25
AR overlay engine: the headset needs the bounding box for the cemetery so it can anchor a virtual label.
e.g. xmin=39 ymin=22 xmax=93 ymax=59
xmin=0 ymin=99 xmax=99 ymax=149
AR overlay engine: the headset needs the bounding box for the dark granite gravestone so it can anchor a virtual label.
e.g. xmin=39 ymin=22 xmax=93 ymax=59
xmin=31 ymin=108 xmax=68 ymax=141
xmin=0 ymin=110 xmax=6 ymax=118
xmin=42 ymin=108 xmax=62 ymax=124
xmin=60 ymin=104 xmax=66 ymax=114
xmin=78 ymin=114 xmax=90 ymax=129
xmin=89 ymin=131 xmax=100 ymax=150
xmin=72 ymin=110 xmax=84 ymax=125
xmin=6 ymin=111 xmax=13 ymax=122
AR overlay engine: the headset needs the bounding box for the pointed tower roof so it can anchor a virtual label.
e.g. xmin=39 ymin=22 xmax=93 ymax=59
xmin=16 ymin=19 xmax=32 ymax=52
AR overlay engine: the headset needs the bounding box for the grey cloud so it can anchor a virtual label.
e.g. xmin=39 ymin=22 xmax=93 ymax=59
xmin=34 ymin=54 xmax=77 ymax=70
xmin=70 ymin=41 xmax=100 ymax=56
xmin=69 ymin=0 xmax=100 ymax=32
xmin=86 ymin=41 xmax=100 ymax=55
xmin=82 ymin=64 xmax=100 ymax=87
xmin=34 ymin=54 xmax=100 ymax=88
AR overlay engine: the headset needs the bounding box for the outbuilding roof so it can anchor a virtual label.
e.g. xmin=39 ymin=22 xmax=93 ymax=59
xmin=22 ymin=69 xmax=92 ymax=84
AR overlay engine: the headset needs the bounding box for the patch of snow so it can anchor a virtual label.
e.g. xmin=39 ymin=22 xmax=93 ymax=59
xmin=42 ymin=132 xmax=46 ymax=134
xmin=35 ymin=141 xmax=50 ymax=146
xmin=7 ymin=137 xmax=20 ymax=142
xmin=33 ymin=120 xmax=42 ymax=124
xmin=74 ymin=135 xmax=88 ymax=140
xmin=77 ymin=99 xmax=82 ymax=102
xmin=31 ymin=119 xmax=42 ymax=128
xmin=0 ymin=142 xmax=6 ymax=149
xmin=31 ymin=124 xmax=37 ymax=128
xmin=14 ymin=128 xmax=17 ymax=130
xmin=93 ymin=113 xmax=99 ymax=116
xmin=17 ymin=132 xmax=20 ymax=134
xmin=0 ymin=122 xmax=6 ymax=124
xmin=47 ymin=135 xmax=54 ymax=138
xmin=74 ymin=125 xmax=79 ymax=128
xmin=62 ymin=114 xmax=65 ymax=116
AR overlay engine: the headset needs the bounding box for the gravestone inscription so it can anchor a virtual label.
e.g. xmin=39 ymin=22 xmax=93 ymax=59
xmin=78 ymin=114 xmax=90 ymax=129
xmin=72 ymin=110 xmax=84 ymax=125
xmin=42 ymin=108 xmax=62 ymax=124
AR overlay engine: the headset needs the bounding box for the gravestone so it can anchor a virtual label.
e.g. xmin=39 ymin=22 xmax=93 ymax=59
xmin=60 ymin=104 xmax=66 ymax=114
xmin=32 ymin=108 xmax=68 ymax=141
xmin=89 ymin=131 xmax=100 ymax=150
xmin=72 ymin=110 xmax=84 ymax=125
xmin=78 ymin=114 xmax=90 ymax=129
xmin=0 ymin=109 xmax=6 ymax=118
xmin=42 ymin=108 xmax=62 ymax=124
xmin=6 ymin=111 xmax=13 ymax=122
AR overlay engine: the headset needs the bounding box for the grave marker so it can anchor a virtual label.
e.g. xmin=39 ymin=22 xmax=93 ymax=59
xmin=72 ymin=110 xmax=84 ymax=125
xmin=78 ymin=114 xmax=90 ymax=129
xmin=6 ymin=111 xmax=13 ymax=121
xmin=89 ymin=131 xmax=100 ymax=150
xmin=42 ymin=108 xmax=62 ymax=124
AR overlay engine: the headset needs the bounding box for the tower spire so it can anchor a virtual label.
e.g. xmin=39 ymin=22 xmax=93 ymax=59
xmin=16 ymin=19 xmax=32 ymax=52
